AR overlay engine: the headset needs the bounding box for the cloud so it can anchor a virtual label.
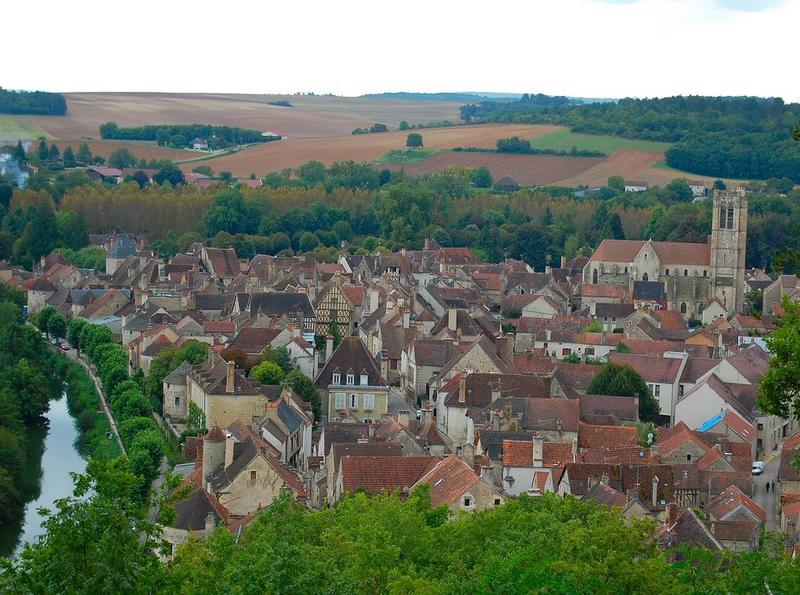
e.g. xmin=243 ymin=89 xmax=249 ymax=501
xmin=596 ymin=0 xmax=784 ymax=9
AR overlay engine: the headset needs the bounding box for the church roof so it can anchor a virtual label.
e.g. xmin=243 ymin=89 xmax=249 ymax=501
xmin=591 ymin=239 xmax=711 ymax=266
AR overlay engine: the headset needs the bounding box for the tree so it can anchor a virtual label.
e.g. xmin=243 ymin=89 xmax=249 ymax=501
xmin=56 ymin=210 xmax=89 ymax=250
xmin=47 ymin=311 xmax=67 ymax=340
xmin=14 ymin=140 xmax=27 ymax=162
xmin=203 ymin=190 xmax=256 ymax=236
xmin=472 ymin=166 xmax=493 ymax=188
xmin=285 ymin=369 xmax=321 ymax=422
xmin=36 ymin=305 xmax=58 ymax=336
xmin=759 ymin=298 xmax=800 ymax=419
xmin=153 ymin=164 xmax=186 ymax=186
xmin=250 ymin=360 xmax=286 ymax=385
xmin=607 ymin=176 xmax=625 ymax=193
xmin=0 ymin=459 xmax=164 ymax=592
xmin=260 ymin=346 xmax=294 ymax=374
xmin=47 ymin=143 xmax=61 ymax=163
xmin=587 ymin=363 xmax=660 ymax=422
xmin=62 ymin=146 xmax=76 ymax=168
xmin=0 ymin=359 xmax=50 ymax=423
xmin=298 ymin=231 xmax=320 ymax=252
xmin=130 ymin=170 xmax=150 ymax=188
xmin=0 ymin=301 xmax=21 ymax=328
xmin=406 ymin=133 xmax=423 ymax=148
xmin=109 ymin=147 xmax=136 ymax=169
xmin=76 ymin=142 xmax=92 ymax=165
xmin=398 ymin=120 xmax=410 ymax=131
xmin=192 ymin=165 xmax=214 ymax=177
xmin=67 ymin=317 xmax=89 ymax=351
xmin=37 ymin=138 xmax=48 ymax=161
xmin=298 ymin=160 xmax=326 ymax=184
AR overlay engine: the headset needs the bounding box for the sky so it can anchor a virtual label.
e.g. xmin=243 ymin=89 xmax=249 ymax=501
xmin=4 ymin=0 xmax=799 ymax=101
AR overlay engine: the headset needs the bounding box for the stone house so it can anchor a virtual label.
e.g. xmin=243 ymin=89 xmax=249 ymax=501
xmin=412 ymin=454 xmax=502 ymax=513
xmin=254 ymin=387 xmax=314 ymax=469
xmin=163 ymin=362 xmax=194 ymax=421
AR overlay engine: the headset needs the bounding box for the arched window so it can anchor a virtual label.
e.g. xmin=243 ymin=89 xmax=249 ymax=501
xmin=642 ymin=272 xmax=649 ymax=282
xmin=680 ymin=302 xmax=687 ymax=314
xmin=592 ymin=269 xmax=598 ymax=284
xmin=665 ymin=269 xmax=670 ymax=276
xmin=684 ymin=269 xmax=688 ymax=277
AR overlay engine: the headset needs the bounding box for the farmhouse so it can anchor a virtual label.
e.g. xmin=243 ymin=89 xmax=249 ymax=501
xmin=624 ymin=180 xmax=648 ymax=192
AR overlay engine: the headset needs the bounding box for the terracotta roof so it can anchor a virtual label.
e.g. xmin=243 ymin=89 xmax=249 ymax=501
xmin=582 ymin=482 xmax=627 ymax=508
xmin=502 ymin=440 xmax=534 ymax=467
xmin=609 ymin=352 xmax=684 ymax=384
xmin=340 ymin=456 xmax=439 ymax=494
xmin=581 ymin=284 xmax=628 ymax=299
xmin=658 ymin=422 xmax=709 ymax=456
xmin=27 ymin=276 xmax=57 ymax=291
xmin=779 ymin=433 xmax=800 ymax=483
xmin=725 ymin=346 xmax=770 ymax=384
xmin=204 ymin=247 xmax=240 ymax=279
xmin=706 ymin=484 xmax=766 ymax=522
xmin=229 ymin=327 xmax=281 ymax=354
xmin=330 ymin=442 xmax=402 ymax=475
xmin=591 ymin=239 xmax=711 ymax=266
xmin=204 ymin=320 xmax=237 ymax=333
xmin=578 ymin=394 xmax=639 ymax=425
xmin=577 ymin=422 xmax=638 ymax=449
xmin=443 ymin=373 xmax=550 ymax=409
xmin=706 ymin=520 xmax=759 ymax=542
xmin=412 ymin=455 xmax=481 ymax=507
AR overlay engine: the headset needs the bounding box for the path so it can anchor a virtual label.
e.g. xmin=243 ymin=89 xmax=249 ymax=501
xmin=753 ymin=452 xmax=780 ymax=531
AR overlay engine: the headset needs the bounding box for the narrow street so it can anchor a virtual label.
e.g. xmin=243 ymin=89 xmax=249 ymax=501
xmin=753 ymin=452 xmax=780 ymax=531
xmin=387 ymin=387 xmax=415 ymax=417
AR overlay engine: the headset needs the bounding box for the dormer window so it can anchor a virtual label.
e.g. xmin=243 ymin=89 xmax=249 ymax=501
xmin=360 ymin=373 xmax=368 ymax=386
xmin=332 ymin=372 xmax=341 ymax=385
xmin=346 ymin=373 xmax=355 ymax=385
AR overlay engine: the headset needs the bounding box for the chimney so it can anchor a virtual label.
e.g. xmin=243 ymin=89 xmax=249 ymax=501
xmin=533 ymin=436 xmax=543 ymax=467
xmin=226 ymin=360 xmax=235 ymax=394
xmin=458 ymin=374 xmax=467 ymax=403
xmin=710 ymin=522 xmax=716 ymax=536
xmin=462 ymin=441 xmax=475 ymax=467
xmin=496 ymin=336 xmax=513 ymax=365
xmin=571 ymin=438 xmax=578 ymax=461
xmin=397 ymin=410 xmax=410 ymax=427
xmin=224 ymin=431 xmax=235 ymax=468
xmin=652 ymin=475 xmax=660 ymax=509
xmin=560 ymin=256 xmax=567 ymax=269
xmin=204 ymin=512 xmax=216 ymax=537
xmin=448 ymin=308 xmax=457 ymax=332
xmin=421 ymin=403 xmax=433 ymax=425
xmin=402 ymin=308 xmax=410 ymax=329
xmin=491 ymin=380 xmax=502 ymax=403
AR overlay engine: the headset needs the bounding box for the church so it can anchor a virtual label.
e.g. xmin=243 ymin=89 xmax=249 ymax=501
xmin=583 ymin=187 xmax=747 ymax=320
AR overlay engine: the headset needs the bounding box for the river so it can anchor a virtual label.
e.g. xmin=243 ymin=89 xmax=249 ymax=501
xmin=0 ymin=395 xmax=87 ymax=557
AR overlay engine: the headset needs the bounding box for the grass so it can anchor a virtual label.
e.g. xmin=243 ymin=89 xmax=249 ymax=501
xmin=375 ymin=148 xmax=434 ymax=165
xmin=528 ymin=129 xmax=671 ymax=154
xmin=83 ymin=412 xmax=122 ymax=459
xmin=0 ymin=115 xmax=55 ymax=142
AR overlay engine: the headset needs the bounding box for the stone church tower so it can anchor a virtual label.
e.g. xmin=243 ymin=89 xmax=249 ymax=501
xmin=710 ymin=186 xmax=747 ymax=312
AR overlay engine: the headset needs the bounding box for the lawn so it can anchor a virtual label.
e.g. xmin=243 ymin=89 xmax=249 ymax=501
xmin=528 ymin=129 xmax=671 ymax=154
xmin=0 ymin=115 xmax=55 ymax=142
xmin=375 ymin=148 xmax=435 ymax=165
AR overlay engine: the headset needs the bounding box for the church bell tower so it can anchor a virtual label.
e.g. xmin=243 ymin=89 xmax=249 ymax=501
xmin=710 ymin=185 xmax=747 ymax=312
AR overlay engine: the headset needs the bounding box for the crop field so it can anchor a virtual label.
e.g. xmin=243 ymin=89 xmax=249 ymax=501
xmin=29 ymin=92 xmax=467 ymax=142
xmin=379 ymin=151 xmax=603 ymax=186
xmin=49 ymin=140 xmax=202 ymax=163
xmin=187 ymin=124 xmax=562 ymax=176
xmin=528 ymin=129 xmax=671 ymax=154
xmin=0 ymin=115 xmax=54 ymax=142
xmin=375 ymin=149 xmax=435 ymax=165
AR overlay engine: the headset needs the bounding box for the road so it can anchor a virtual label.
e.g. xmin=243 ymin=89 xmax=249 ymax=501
xmin=387 ymin=387 xmax=415 ymax=417
xmin=753 ymin=452 xmax=780 ymax=531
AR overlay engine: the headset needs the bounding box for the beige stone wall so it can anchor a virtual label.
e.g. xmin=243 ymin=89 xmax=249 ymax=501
xmin=448 ymin=479 xmax=501 ymax=514
xmin=207 ymin=393 xmax=269 ymax=429
xmin=217 ymin=455 xmax=286 ymax=517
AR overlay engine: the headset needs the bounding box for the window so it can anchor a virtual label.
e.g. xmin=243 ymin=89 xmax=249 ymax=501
xmin=335 ymin=393 xmax=346 ymax=409
xmin=585 ymin=347 xmax=595 ymax=356
xmin=174 ymin=395 xmax=181 ymax=407
xmin=346 ymin=373 xmax=355 ymax=385
xmin=350 ymin=394 xmax=358 ymax=408
xmin=332 ymin=373 xmax=341 ymax=385
xmin=651 ymin=384 xmax=660 ymax=398
xmin=679 ymin=384 xmax=684 ymax=397
xmin=719 ymin=206 xmax=735 ymax=229
xmin=363 ymin=394 xmax=374 ymax=410
xmin=360 ymin=373 xmax=368 ymax=386
xmin=703 ymin=270 xmax=708 ymax=277
xmin=592 ymin=269 xmax=598 ymax=284
xmin=390 ymin=359 xmax=398 ymax=370
xmin=680 ymin=302 xmax=687 ymax=314
xmin=642 ymin=272 xmax=649 ymax=282
xmin=250 ymin=470 xmax=257 ymax=481
xmin=665 ymin=268 xmax=670 ymax=276
xmin=494 ymin=498 xmax=501 ymax=506
xmin=686 ymin=454 xmax=692 ymax=462
xmin=726 ymin=207 xmax=734 ymax=229
xmin=562 ymin=348 xmax=572 ymax=356
xmin=463 ymin=497 xmax=472 ymax=508
xmin=683 ymin=269 xmax=688 ymax=277
xmin=624 ymin=266 xmax=628 ymax=274
xmin=757 ymin=423 xmax=764 ymax=431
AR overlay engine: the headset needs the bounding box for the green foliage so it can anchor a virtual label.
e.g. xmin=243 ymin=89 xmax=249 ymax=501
xmin=406 ymin=132 xmax=423 ymax=148
xmin=55 ymin=210 xmax=90 ymax=250
xmin=587 ymin=362 xmax=660 ymax=422
xmin=260 ymin=346 xmax=294 ymax=374
xmin=143 ymin=340 xmax=208 ymax=413
xmin=47 ymin=310 xmax=67 ymax=340
xmin=109 ymin=147 xmax=136 ymax=169
xmin=251 ymin=360 xmax=286 ymax=385
xmin=99 ymin=122 xmax=277 ymax=148
xmin=284 ymin=369 xmax=321 ymax=423
xmin=562 ymin=353 xmax=582 ymax=363
xmin=203 ymin=189 xmax=258 ymax=236
xmin=584 ymin=320 xmax=604 ymax=333
xmin=66 ymin=317 xmax=88 ymax=350
xmin=57 ymin=245 xmax=106 ymax=270
xmin=472 ymin=166 xmax=493 ymax=188
xmin=615 ymin=342 xmax=632 ymax=353
xmin=153 ymin=164 xmax=186 ymax=186
xmin=0 ymin=88 xmax=67 ymax=115
xmin=759 ymin=297 xmax=800 ymax=419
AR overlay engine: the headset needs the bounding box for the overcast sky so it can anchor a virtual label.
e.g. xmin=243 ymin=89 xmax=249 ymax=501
xmin=4 ymin=0 xmax=799 ymax=101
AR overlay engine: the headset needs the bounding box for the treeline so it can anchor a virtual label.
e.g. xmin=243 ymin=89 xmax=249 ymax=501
xmin=4 ymin=481 xmax=800 ymax=592
xmin=460 ymin=92 xmax=578 ymax=120
xmin=0 ymin=285 xmax=55 ymax=528
xmin=461 ymin=94 xmax=800 ymax=181
xmin=0 ymin=88 xmax=67 ymax=115
xmin=98 ymin=122 xmax=280 ymax=149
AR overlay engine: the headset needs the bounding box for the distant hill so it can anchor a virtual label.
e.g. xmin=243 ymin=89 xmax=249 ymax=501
xmin=361 ymin=92 xmax=509 ymax=103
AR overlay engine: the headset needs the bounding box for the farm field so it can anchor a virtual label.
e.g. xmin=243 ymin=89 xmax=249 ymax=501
xmin=28 ymin=92 xmax=466 ymax=142
xmin=375 ymin=149 xmax=435 ymax=165
xmin=528 ymin=129 xmax=672 ymax=154
xmin=379 ymin=151 xmax=602 ymax=186
xmin=187 ymin=124 xmax=562 ymax=177
xmin=0 ymin=115 xmax=54 ymax=143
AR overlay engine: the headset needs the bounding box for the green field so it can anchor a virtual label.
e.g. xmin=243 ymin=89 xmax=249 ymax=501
xmin=375 ymin=148 xmax=435 ymax=165
xmin=529 ymin=129 xmax=671 ymax=154
xmin=0 ymin=115 xmax=55 ymax=142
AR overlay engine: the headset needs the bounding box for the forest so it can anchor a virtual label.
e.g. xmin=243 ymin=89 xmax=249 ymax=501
xmin=98 ymin=122 xmax=281 ymax=149
xmin=0 ymin=88 xmax=67 ymax=115
xmin=4 ymin=160 xmax=799 ymax=276
xmin=2 ymin=469 xmax=799 ymax=593
xmin=460 ymin=95 xmax=800 ymax=181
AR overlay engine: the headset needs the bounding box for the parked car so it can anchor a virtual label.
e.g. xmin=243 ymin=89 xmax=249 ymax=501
xmin=752 ymin=461 xmax=765 ymax=475
xmin=59 ymin=342 xmax=70 ymax=351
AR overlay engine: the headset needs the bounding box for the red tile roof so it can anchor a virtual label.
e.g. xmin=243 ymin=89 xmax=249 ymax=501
xmin=577 ymin=422 xmax=638 ymax=449
xmin=609 ymin=352 xmax=684 ymax=384
xmin=340 ymin=456 xmax=439 ymax=494
xmin=591 ymin=239 xmax=711 ymax=266
xmin=706 ymin=484 xmax=766 ymax=522
xmin=412 ymin=455 xmax=481 ymax=507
